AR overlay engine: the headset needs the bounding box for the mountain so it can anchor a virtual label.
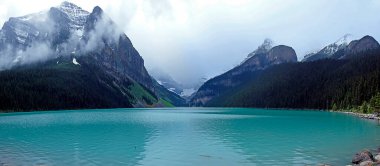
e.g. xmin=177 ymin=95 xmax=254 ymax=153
xmin=302 ymin=35 xmax=380 ymax=62
xmin=149 ymin=68 xmax=184 ymax=95
xmin=206 ymin=48 xmax=380 ymax=109
xmin=0 ymin=2 xmax=185 ymax=111
xmin=191 ymin=35 xmax=380 ymax=109
xmin=342 ymin=35 xmax=380 ymax=58
xmin=190 ymin=40 xmax=297 ymax=106
xmin=302 ymin=34 xmax=352 ymax=62
xmin=82 ymin=6 xmax=154 ymax=91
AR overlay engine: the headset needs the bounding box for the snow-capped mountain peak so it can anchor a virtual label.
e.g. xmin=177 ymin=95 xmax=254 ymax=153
xmin=241 ymin=38 xmax=273 ymax=65
xmin=56 ymin=1 xmax=90 ymax=28
xmin=249 ymin=38 xmax=273 ymax=57
xmin=302 ymin=34 xmax=354 ymax=62
xmin=321 ymin=34 xmax=353 ymax=55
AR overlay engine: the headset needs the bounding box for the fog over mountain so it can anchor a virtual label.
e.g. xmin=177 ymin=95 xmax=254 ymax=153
xmin=1 ymin=0 xmax=380 ymax=86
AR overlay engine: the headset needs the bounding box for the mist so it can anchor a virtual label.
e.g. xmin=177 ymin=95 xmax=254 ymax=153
xmin=1 ymin=0 xmax=380 ymax=86
xmin=0 ymin=7 xmax=123 ymax=70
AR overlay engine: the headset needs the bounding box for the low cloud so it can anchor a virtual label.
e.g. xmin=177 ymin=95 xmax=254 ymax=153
xmin=82 ymin=13 xmax=122 ymax=53
xmin=0 ymin=7 xmax=123 ymax=70
xmin=0 ymin=11 xmax=56 ymax=70
xmin=0 ymin=42 xmax=53 ymax=70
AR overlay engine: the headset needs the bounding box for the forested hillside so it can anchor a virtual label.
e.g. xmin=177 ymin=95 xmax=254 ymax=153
xmin=0 ymin=58 xmax=179 ymax=111
xmin=206 ymin=49 xmax=380 ymax=110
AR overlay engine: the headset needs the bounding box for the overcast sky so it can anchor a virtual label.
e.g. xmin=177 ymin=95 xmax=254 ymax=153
xmin=1 ymin=0 xmax=380 ymax=86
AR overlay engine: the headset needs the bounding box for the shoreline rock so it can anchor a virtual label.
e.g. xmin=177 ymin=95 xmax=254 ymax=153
xmin=351 ymin=149 xmax=380 ymax=166
xmin=342 ymin=112 xmax=380 ymax=120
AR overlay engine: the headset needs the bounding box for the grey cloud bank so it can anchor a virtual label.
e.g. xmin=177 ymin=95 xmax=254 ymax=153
xmin=0 ymin=0 xmax=379 ymax=86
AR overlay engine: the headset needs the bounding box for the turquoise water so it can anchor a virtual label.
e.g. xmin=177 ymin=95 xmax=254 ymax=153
xmin=0 ymin=108 xmax=379 ymax=165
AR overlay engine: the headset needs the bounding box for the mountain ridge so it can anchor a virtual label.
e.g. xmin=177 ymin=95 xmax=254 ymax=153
xmin=302 ymin=35 xmax=380 ymax=62
xmin=192 ymin=35 xmax=380 ymax=109
xmin=206 ymin=48 xmax=380 ymax=109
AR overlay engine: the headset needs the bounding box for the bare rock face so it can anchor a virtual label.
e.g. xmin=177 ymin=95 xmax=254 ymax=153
xmin=344 ymin=35 xmax=380 ymax=58
xmin=82 ymin=6 xmax=154 ymax=91
xmin=190 ymin=40 xmax=297 ymax=106
xmin=237 ymin=45 xmax=297 ymax=73
xmin=267 ymin=45 xmax=298 ymax=65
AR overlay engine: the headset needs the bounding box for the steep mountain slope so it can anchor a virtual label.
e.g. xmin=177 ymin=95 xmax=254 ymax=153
xmin=0 ymin=2 xmax=185 ymax=111
xmin=190 ymin=40 xmax=297 ymax=106
xmin=207 ymin=48 xmax=380 ymax=109
xmin=82 ymin=6 xmax=154 ymax=91
xmin=192 ymin=35 xmax=380 ymax=108
xmin=342 ymin=35 xmax=380 ymax=58
xmin=302 ymin=35 xmax=380 ymax=62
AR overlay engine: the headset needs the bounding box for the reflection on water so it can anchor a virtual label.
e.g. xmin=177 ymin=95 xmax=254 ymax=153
xmin=195 ymin=109 xmax=379 ymax=165
xmin=0 ymin=108 xmax=379 ymax=165
xmin=0 ymin=110 xmax=157 ymax=166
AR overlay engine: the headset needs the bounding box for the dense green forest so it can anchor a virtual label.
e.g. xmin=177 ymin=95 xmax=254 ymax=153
xmin=207 ymin=49 xmax=380 ymax=111
xmin=341 ymin=92 xmax=380 ymax=114
xmin=0 ymin=59 xmax=161 ymax=112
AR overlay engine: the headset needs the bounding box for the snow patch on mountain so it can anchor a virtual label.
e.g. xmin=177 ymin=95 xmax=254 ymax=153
xmin=321 ymin=34 xmax=353 ymax=55
xmin=241 ymin=38 xmax=273 ymax=64
xmin=168 ymin=88 xmax=176 ymax=93
xmin=73 ymin=58 xmax=80 ymax=65
xmin=302 ymin=34 xmax=354 ymax=62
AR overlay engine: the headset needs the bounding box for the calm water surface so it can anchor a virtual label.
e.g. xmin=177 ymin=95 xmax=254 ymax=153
xmin=0 ymin=108 xmax=379 ymax=165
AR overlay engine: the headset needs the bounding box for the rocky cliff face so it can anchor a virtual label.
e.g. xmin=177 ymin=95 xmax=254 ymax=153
xmin=233 ymin=45 xmax=297 ymax=76
xmin=81 ymin=6 xmax=154 ymax=91
xmin=191 ymin=40 xmax=297 ymax=106
xmin=343 ymin=35 xmax=380 ymax=58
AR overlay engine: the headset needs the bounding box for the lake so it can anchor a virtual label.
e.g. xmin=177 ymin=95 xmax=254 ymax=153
xmin=0 ymin=108 xmax=379 ymax=165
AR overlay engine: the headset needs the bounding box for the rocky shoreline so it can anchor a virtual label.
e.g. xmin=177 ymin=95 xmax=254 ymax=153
xmin=342 ymin=112 xmax=380 ymax=121
xmin=349 ymin=149 xmax=380 ymax=166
